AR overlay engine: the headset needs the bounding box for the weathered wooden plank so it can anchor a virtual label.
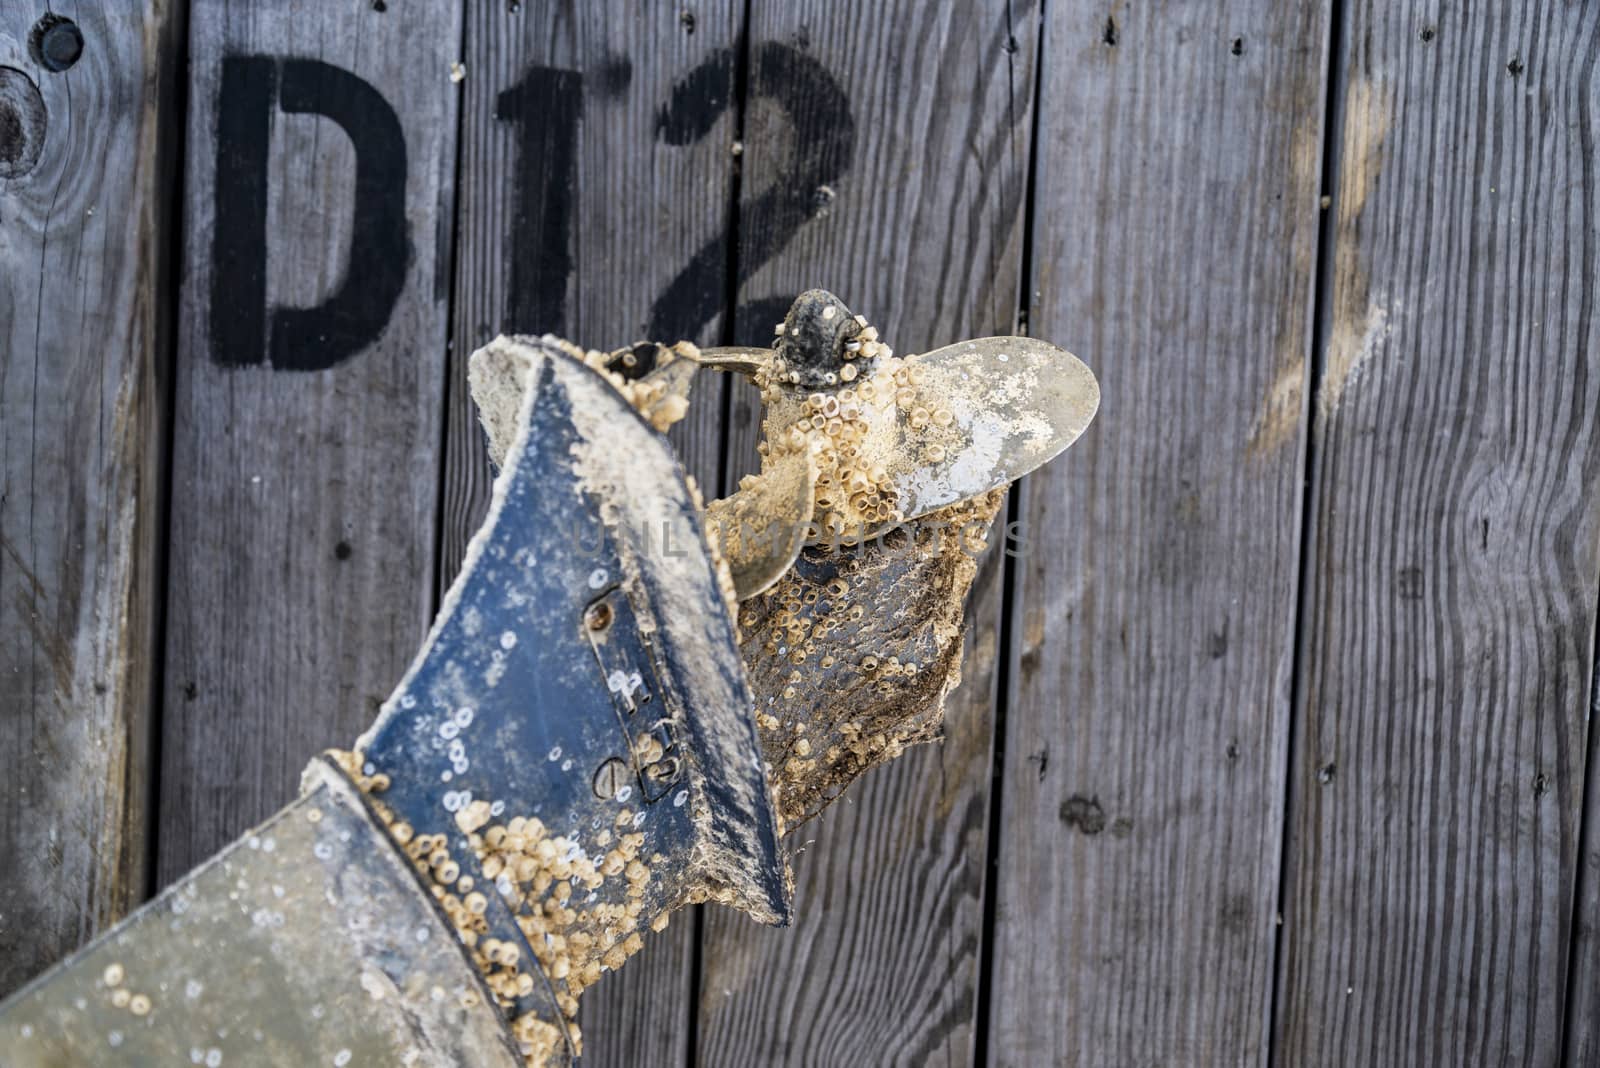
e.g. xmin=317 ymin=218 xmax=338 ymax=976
xmin=436 ymin=5 xmax=743 ymax=1064
xmin=1573 ymin=692 xmax=1600 ymax=1067
xmin=158 ymin=2 xmax=462 ymax=885
xmin=1278 ymin=6 xmax=1600 ymax=1065
xmin=436 ymin=2 xmax=745 ymax=587
xmin=0 ymin=3 xmax=181 ymax=997
xmin=990 ymin=2 xmax=1328 ymax=1064
xmin=695 ymin=3 xmax=1036 ymax=1064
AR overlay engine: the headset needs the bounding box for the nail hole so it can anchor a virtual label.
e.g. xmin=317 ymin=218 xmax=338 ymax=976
xmin=29 ymin=14 xmax=83 ymax=73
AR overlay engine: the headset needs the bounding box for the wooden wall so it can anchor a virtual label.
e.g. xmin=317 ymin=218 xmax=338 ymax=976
xmin=0 ymin=0 xmax=179 ymax=996
xmin=2 ymin=3 xmax=1597 ymax=1066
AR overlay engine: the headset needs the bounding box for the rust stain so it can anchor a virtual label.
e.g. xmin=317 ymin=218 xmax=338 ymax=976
xmin=1289 ymin=105 xmax=1322 ymax=192
xmin=1320 ymin=303 xmax=1392 ymax=420
xmin=1319 ymin=78 xmax=1395 ymax=421
xmin=1335 ymin=79 xmax=1393 ymax=225
xmin=1245 ymin=110 xmax=1322 ymax=461
xmin=1245 ymin=360 xmax=1306 ymax=459
xmin=1024 ymin=603 xmax=1046 ymax=652
xmin=969 ymin=627 xmax=998 ymax=673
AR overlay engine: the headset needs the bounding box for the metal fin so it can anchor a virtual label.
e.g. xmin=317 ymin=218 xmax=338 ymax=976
xmin=0 ymin=761 xmax=535 ymax=1067
xmin=357 ymin=337 xmax=791 ymax=1027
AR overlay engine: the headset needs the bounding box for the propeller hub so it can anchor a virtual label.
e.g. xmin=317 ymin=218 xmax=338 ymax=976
xmin=770 ymin=289 xmax=887 ymax=389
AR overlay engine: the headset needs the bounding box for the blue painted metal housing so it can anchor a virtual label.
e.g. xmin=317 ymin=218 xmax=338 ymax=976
xmin=356 ymin=343 xmax=789 ymax=1038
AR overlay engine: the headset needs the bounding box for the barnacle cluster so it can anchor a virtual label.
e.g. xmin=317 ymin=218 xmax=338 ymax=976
xmin=325 ymin=749 xmax=665 ymax=1067
xmin=736 ymin=304 xmax=1005 ymax=825
xmin=529 ymin=336 xmax=697 ymax=435
xmin=589 ymin=340 xmax=696 ymax=433
xmin=765 ymin=306 xmax=890 ymax=386
xmin=754 ymin=308 xmax=967 ymax=547
xmin=97 ymin=962 xmax=153 ymax=1019
xmin=741 ymin=486 xmax=1004 ymax=826
xmin=755 ymin=313 xmax=904 ymax=542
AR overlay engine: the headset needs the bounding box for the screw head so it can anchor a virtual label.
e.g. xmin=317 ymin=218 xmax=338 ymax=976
xmin=585 ymin=601 xmax=613 ymax=632
xmin=593 ymin=757 xmax=628 ymax=800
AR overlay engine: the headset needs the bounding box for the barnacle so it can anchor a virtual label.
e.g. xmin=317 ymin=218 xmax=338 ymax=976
xmin=326 ymin=746 xmax=670 ymax=1066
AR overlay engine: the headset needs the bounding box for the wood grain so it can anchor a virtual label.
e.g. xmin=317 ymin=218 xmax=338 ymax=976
xmin=1572 ymin=676 xmax=1600 ymax=1067
xmin=0 ymin=3 xmax=181 ymax=997
xmin=1277 ymin=5 xmax=1600 ymax=1065
xmin=6 ymin=2 xmax=1595 ymax=1063
xmin=157 ymin=1 xmax=462 ymax=884
xmin=989 ymin=2 xmax=1329 ymax=1064
xmin=696 ymin=2 xmax=1037 ymax=1063
xmin=435 ymin=5 xmax=743 ymax=1064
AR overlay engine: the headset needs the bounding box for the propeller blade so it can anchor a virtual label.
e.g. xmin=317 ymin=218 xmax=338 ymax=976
xmin=705 ymin=447 xmax=818 ymax=600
